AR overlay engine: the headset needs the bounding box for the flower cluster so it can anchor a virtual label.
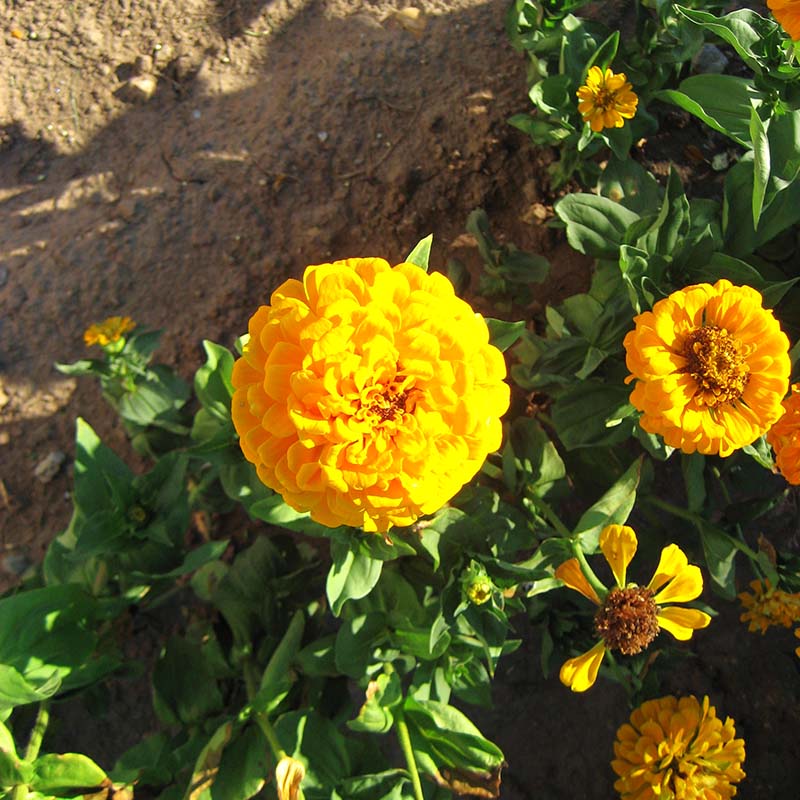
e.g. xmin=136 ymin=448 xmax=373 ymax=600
xmin=767 ymin=384 xmax=800 ymax=484
xmin=769 ymin=0 xmax=800 ymax=40
xmin=231 ymin=258 xmax=510 ymax=533
xmin=739 ymin=578 xmax=800 ymax=638
xmin=612 ymin=695 xmax=745 ymax=799
xmin=576 ymin=66 xmax=638 ymax=132
xmin=555 ymin=525 xmax=710 ymax=692
xmin=624 ymin=280 xmax=790 ymax=457
xmin=83 ymin=315 xmax=136 ymax=347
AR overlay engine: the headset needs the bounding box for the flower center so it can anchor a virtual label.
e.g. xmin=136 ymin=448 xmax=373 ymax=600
xmin=594 ymin=586 xmax=659 ymax=656
xmin=369 ymin=387 xmax=410 ymax=422
xmin=681 ymin=324 xmax=750 ymax=408
xmin=595 ymin=88 xmax=615 ymax=110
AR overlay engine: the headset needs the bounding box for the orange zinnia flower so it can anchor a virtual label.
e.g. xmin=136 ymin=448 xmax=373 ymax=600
xmin=83 ymin=316 xmax=136 ymax=347
xmin=769 ymin=0 xmax=800 ymax=40
xmin=231 ymin=258 xmax=510 ymax=533
xmin=613 ymin=695 xmax=745 ymax=799
xmin=624 ymin=280 xmax=790 ymax=457
xmin=576 ymin=66 xmax=638 ymax=133
xmin=767 ymin=383 xmax=800 ymax=484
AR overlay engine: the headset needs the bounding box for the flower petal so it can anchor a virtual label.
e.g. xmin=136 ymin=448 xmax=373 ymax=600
xmin=653 ymin=564 xmax=704 ymax=605
xmin=599 ymin=524 xmax=638 ymax=588
xmin=559 ymin=641 xmax=606 ymax=692
xmin=555 ymin=558 xmax=601 ymax=605
xmin=647 ymin=544 xmax=689 ymax=595
xmin=657 ymin=606 xmax=711 ymax=640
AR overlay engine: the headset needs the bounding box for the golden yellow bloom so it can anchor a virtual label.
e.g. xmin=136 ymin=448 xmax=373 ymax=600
xmin=613 ymin=695 xmax=745 ymax=800
xmin=555 ymin=525 xmax=710 ymax=692
xmin=576 ymin=66 xmax=638 ymax=133
xmin=767 ymin=383 xmax=800 ymax=484
xmin=769 ymin=0 xmax=800 ymax=40
xmin=738 ymin=578 xmax=800 ymax=634
xmin=275 ymin=756 xmax=305 ymax=800
xmin=623 ymin=280 xmax=790 ymax=457
xmin=231 ymin=258 xmax=510 ymax=533
xmin=83 ymin=316 xmax=136 ymax=347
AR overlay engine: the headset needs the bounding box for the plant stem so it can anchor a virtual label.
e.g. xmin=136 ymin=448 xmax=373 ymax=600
xmin=571 ymin=541 xmax=608 ymax=600
xmin=395 ymin=709 xmax=424 ymax=800
xmin=11 ymin=702 xmax=51 ymax=800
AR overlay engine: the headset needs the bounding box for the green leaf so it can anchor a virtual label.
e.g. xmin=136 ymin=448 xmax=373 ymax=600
xmin=326 ymin=538 xmax=383 ymax=617
xmin=334 ymin=612 xmax=387 ymax=679
xmin=194 ymin=341 xmax=235 ymax=422
xmin=0 ymin=747 xmax=33 ymax=789
xmin=336 ymin=770 xmax=410 ymax=800
xmin=750 ymin=106 xmax=770 ymax=228
xmin=550 ymin=383 xmax=636 ymax=450
xmin=486 ymin=319 xmax=526 ymax=352
xmin=655 ymin=75 xmax=765 ymax=146
xmin=681 ymin=453 xmax=706 ymax=513
xmin=598 ymin=158 xmax=661 ymax=214
xmin=348 ymin=671 xmax=403 ymax=734
xmin=253 ymin=610 xmax=305 ymax=714
xmin=182 ymin=719 xmax=237 ymax=800
xmin=31 ymin=753 xmax=107 ymax=794
xmin=698 ymin=523 xmax=738 ymax=600
xmin=405 ymin=235 xmax=433 ymax=272
xmin=585 ymin=29 xmax=619 ymax=74
xmin=209 ymin=723 xmax=271 ymax=800
xmin=573 ymin=457 xmax=643 ymax=551
xmin=554 ymin=193 xmax=640 ymax=258
xmin=153 ymin=637 xmax=224 ymax=727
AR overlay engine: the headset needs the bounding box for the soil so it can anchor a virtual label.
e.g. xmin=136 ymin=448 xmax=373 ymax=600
xmin=2 ymin=1 xmax=799 ymax=799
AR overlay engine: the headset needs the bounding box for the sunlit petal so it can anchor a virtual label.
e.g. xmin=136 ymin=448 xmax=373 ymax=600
xmin=599 ymin=524 xmax=638 ymax=588
xmin=657 ymin=606 xmax=711 ymax=640
xmin=653 ymin=564 xmax=704 ymax=605
xmin=555 ymin=558 xmax=602 ymax=605
xmin=559 ymin=640 xmax=606 ymax=692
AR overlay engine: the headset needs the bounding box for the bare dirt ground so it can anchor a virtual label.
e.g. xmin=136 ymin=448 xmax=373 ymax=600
xmin=0 ymin=0 xmax=585 ymax=582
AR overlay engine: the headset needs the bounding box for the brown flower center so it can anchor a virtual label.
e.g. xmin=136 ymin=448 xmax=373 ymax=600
xmin=681 ymin=324 xmax=750 ymax=408
xmin=595 ymin=88 xmax=615 ymax=110
xmin=594 ymin=586 xmax=659 ymax=656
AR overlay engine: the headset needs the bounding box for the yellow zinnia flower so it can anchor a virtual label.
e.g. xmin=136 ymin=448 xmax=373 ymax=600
xmin=612 ymin=695 xmax=745 ymax=800
xmin=231 ymin=257 xmax=510 ymax=534
xmin=623 ymin=279 xmax=790 ymax=457
xmin=738 ymin=578 xmax=800 ymax=634
xmin=555 ymin=524 xmax=710 ymax=692
xmin=83 ymin=315 xmax=136 ymax=347
xmin=767 ymin=383 xmax=800 ymax=484
xmin=576 ymin=65 xmax=638 ymax=133
xmin=769 ymin=0 xmax=800 ymax=40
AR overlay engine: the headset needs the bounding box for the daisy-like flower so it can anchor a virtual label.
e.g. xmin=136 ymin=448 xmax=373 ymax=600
xmin=623 ymin=279 xmax=790 ymax=457
xmin=555 ymin=524 xmax=710 ymax=692
xmin=83 ymin=315 xmax=136 ymax=347
xmin=576 ymin=65 xmax=638 ymax=133
xmin=231 ymin=257 xmax=510 ymax=534
xmin=767 ymin=383 xmax=800 ymax=484
xmin=738 ymin=578 xmax=800 ymax=634
xmin=768 ymin=0 xmax=800 ymax=40
xmin=612 ymin=695 xmax=745 ymax=800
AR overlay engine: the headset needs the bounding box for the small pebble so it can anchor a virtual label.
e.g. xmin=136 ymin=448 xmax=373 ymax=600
xmin=34 ymin=450 xmax=66 ymax=483
xmin=2 ymin=553 xmax=32 ymax=577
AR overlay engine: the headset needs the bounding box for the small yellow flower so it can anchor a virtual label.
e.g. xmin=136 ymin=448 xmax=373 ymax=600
xmin=623 ymin=280 xmax=790 ymax=457
xmin=738 ymin=578 xmax=800 ymax=634
xmin=231 ymin=258 xmax=510 ymax=533
xmin=767 ymin=383 xmax=800 ymax=484
xmin=83 ymin=315 xmax=136 ymax=347
xmin=612 ymin=695 xmax=745 ymax=800
xmin=576 ymin=66 xmax=638 ymax=133
xmin=275 ymin=756 xmax=305 ymax=800
xmin=555 ymin=525 xmax=710 ymax=692
xmin=769 ymin=0 xmax=800 ymax=40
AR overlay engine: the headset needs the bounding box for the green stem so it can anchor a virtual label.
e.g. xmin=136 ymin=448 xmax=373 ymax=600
xmin=12 ymin=702 xmax=51 ymax=800
xmin=571 ymin=541 xmax=609 ymax=600
xmin=395 ymin=709 xmax=424 ymax=800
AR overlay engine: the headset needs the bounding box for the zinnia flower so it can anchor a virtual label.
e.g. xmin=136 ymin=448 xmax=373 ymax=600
xmin=738 ymin=578 xmax=800 ymax=633
xmin=613 ymin=695 xmax=745 ymax=799
xmin=555 ymin=524 xmax=710 ymax=692
xmin=768 ymin=0 xmax=800 ymax=40
xmin=231 ymin=257 xmax=510 ymax=533
xmin=83 ymin=315 xmax=136 ymax=347
xmin=623 ymin=280 xmax=790 ymax=457
xmin=576 ymin=65 xmax=638 ymax=132
xmin=766 ymin=383 xmax=800 ymax=484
